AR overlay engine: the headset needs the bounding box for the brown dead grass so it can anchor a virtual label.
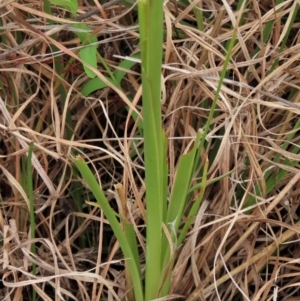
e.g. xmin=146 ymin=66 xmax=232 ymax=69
xmin=1 ymin=0 xmax=300 ymax=300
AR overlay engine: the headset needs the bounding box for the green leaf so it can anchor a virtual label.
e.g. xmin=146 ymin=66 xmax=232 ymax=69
xmin=166 ymin=132 xmax=202 ymax=236
xmin=74 ymin=156 xmax=143 ymax=300
xmin=79 ymin=47 xmax=97 ymax=78
xmin=114 ymin=52 xmax=141 ymax=83
xmin=159 ymin=132 xmax=202 ymax=296
xmin=72 ymin=23 xmax=98 ymax=78
xmin=82 ymin=52 xmax=141 ymax=96
xmin=82 ymin=77 xmax=114 ymax=96
xmin=49 ymin=0 xmax=77 ymax=16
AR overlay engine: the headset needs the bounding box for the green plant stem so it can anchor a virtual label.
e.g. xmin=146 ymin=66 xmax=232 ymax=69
xmin=138 ymin=0 xmax=166 ymax=299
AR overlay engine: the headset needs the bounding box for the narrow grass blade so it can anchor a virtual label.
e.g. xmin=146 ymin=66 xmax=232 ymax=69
xmin=178 ymin=155 xmax=209 ymax=246
xmin=166 ymin=133 xmax=202 ymax=238
xmin=82 ymin=52 xmax=141 ymax=96
xmin=160 ymin=133 xmax=202 ymax=296
xmin=74 ymin=156 xmax=143 ymax=300
xmin=137 ymin=0 xmax=165 ymax=299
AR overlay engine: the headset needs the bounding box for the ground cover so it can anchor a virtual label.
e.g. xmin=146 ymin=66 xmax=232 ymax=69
xmin=1 ymin=0 xmax=300 ymax=300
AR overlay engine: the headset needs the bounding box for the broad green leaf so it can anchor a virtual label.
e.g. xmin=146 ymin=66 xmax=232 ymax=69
xmin=82 ymin=77 xmax=115 ymax=96
xmin=79 ymin=47 xmax=97 ymax=78
xmin=82 ymin=52 xmax=141 ymax=96
xmin=72 ymin=23 xmax=98 ymax=78
xmin=50 ymin=0 xmax=77 ymax=15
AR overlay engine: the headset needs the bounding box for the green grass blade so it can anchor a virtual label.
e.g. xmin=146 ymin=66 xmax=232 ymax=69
xmin=199 ymin=24 xmax=238 ymax=152
xmin=160 ymin=132 xmax=202 ymax=296
xmin=71 ymin=23 xmax=98 ymax=78
xmin=137 ymin=0 xmax=165 ymax=299
xmin=49 ymin=0 xmax=77 ymax=16
xmin=82 ymin=52 xmax=141 ymax=96
xmin=178 ymin=156 xmax=209 ymax=246
xmin=166 ymin=133 xmax=202 ymax=237
xmin=74 ymin=156 xmax=143 ymax=300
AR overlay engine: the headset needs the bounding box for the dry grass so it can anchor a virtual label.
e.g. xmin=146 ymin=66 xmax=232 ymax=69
xmin=1 ymin=0 xmax=300 ymax=300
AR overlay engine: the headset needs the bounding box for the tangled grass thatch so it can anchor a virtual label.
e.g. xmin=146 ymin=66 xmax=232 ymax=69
xmin=1 ymin=0 xmax=300 ymax=300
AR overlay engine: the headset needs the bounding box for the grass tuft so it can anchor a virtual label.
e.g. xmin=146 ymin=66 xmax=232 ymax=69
xmin=1 ymin=0 xmax=300 ymax=300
